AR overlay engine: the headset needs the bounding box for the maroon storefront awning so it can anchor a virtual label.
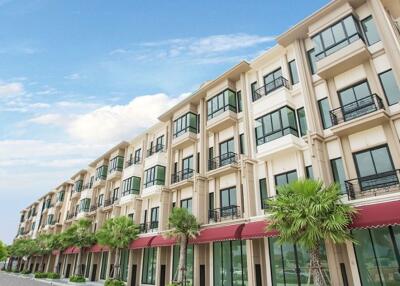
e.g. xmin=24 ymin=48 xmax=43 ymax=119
xmin=241 ymin=221 xmax=278 ymax=239
xmin=351 ymin=200 xmax=400 ymax=229
xmin=129 ymin=236 xmax=156 ymax=249
xmin=190 ymin=223 xmax=244 ymax=244
xmin=151 ymin=236 xmax=176 ymax=247
xmin=63 ymin=246 xmax=79 ymax=254
xmin=89 ymin=244 xmax=109 ymax=253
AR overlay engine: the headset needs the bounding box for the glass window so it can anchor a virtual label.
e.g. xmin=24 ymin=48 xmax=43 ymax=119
xmin=318 ymin=98 xmax=332 ymax=129
xmin=180 ymin=198 xmax=192 ymax=213
xmin=209 ymin=192 xmax=214 ymax=211
xmin=269 ymin=237 xmax=330 ymax=286
xmin=353 ymin=226 xmax=400 ymax=286
xmin=213 ymin=240 xmax=247 ymax=286
xmin=330 ymin=158 xmax=346 ymax=194
xmin=219 ymin=138 xmax=235 ymax=166
xmin=207 ymin=89 xmax=237 ymax=120
xmin=79 ymin=198 xmax=90 ymax=212
xmin=144 ymin=165 xmax=166 ymax=187
xmin=263 ymin=68 xmax=284 ymax=94
xmin=361 ymin=16 xmax=380 ymax=46
xmin=122 ymin=176 xmax=141 ymax=196
xmin=97 ymin=194 xmax=104 ymax=207
xmin=237 ymin=91 xmax=243 ymax=112
xmin=297 ymin=107 xmax=307 ymax=136
xmin=275 ymin=170 xmax=298 ymax=187
xmin=220 ymin=187 xmax=237 ymax=208
xmin=255 ymin=106 xmax=298 ymax=146
xmin=251 ymin=81 xmax=258 ymax=102
xmin=74 ymin=179 xmax=83 ymax=192
xmin=312 ymin=15 xmax=362 ymax=60
xmin=239 ymin=134 xmax=245 ymax=155
xmin=109 ymin=156 xmax=124 ymax=173
xmin=305 ymin=166 xmax=314 ymax=179
xmin=353 ymin=145 xmax=396 ymax=191
xmin=307 ymin=49 xmax=317 ymax=75
xmin=100 ymin=251 xmax=108 ymax=280
xmin=120 ymin=249 xmax=129 ymax=281
xmin=172 ymin=245 xmax=194 ymax=285
xmin=150 ymin=207 xmax=159 ymax=224
xmin=173 ymin=112 xmax=198 ymax=138
xmin=288 ymin=60 xmax=299 ymax=85
xmin=259 ymin=178 xmax=268 ymax=209
xmin=134 ymin=149 xmax=141 ymax=164
xmin=95 ymin=166 xmax=108 ymax=181
xmin=379 ymin=69 xmax=400 ymax=106
xmin=142 ymin=248 xmax=157 ymax=285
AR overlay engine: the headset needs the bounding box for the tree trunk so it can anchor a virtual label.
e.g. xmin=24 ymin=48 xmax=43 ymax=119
xmin=45 ymin=254 xmax=51 ymax=272
xmin=16 ymin=257 xmax=21 ymax=271
xmin=24 ymin=256 xmax=30 ymax=271
xmin=40 ymin=255 xmax=44 ymax=272
xmin=310 ymin=243 xmax=327 ymax=286
xmin=53 ymin=253 xmax=60 ymax=273
xmin=177 ymin=235 xmax=188 ymax=285
xmin=113 ymin=248 xmax=121 ymax=279
xmin=74 ymin=249 xmax=82 ymax=276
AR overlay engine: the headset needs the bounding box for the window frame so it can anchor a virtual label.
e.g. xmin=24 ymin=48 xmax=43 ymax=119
xmin=318 ymin=97 xmax=332 ymax=129
xmin=360 ymin=15 xmax=380 ymax=46
xmin=378 ymin=69 xmax=400 ymax=106
xmin=288 ymin=60 xmax=299 ymax=85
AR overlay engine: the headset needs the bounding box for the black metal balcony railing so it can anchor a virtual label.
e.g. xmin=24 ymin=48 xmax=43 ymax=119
xmin=66 ymin=212 xmax=75 ymax=220
xmin=122 ymin=189 xmax=140 ymax=196
xmin=103 ymin=199 xmax=113 ymax=207
xmin=208 ymin=152 xmax=239 ymax=171
xmin=330 ymin=94 xmax=384 ymax=126
xmin=256 ymin=126 xmax=299 ymax=146
xmin=139 ymin=221 xmax=159 ymax=233
xmin=171 ymin=169 xmax=194 ymax=184
xmin=253 ymin=76 xmax=290 ymax=101
xmin=345 ymin=169 xmax=400 ymax=200
xmin=125 ymin=158 xmax=140 ymax=168
xmin=173 ymin=126 xmax=198 ymax=138
xmin=147 ymin=144 xmax=166 ymax=157
xmin=208 ymin=205 xmax=241 ymax=223
xmin=89 ymin=205 xmax=97 ymax=212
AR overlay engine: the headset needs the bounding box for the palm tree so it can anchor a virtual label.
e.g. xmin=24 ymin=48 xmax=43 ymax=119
xmin=62 ymin=219 xmax=96 ymax=276
xmin=96 ymin=216 xmax=139 ymax=279
xmin=266 ymin=179 xmax=356 ymax=286
xmin=166 ymin=208 xmax=200 ymax=285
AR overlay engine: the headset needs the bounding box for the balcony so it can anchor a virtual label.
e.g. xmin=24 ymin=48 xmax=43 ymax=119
xmin=119 ymin=189 xmax=140 ymax=205
xmin=207 ymin=152 xmax=240 ymax=178
xmin=345 ymin=170 xmax=400 ymax=200
xmin=256 ymin=133 xmax=306 ymax=161
xmin=208 ymin=205 xmax=242 ymax=223
xmin=66 ymin=212 xmax=75 ymax=221
xmin=125 ymin=159 xmax=141 ymax=168
xmin=330 ymin=94 xmax=389 ymax=136
xmin=89 ymin=205 xmax=97 ymax=213
xmin=252 ymin=76 xmax=290 ymax=102
xmin=172 ymin=129 xmax=197 ymax=150
xmin=171 ymin=169 xmax=195 ymax=188
xmin=316 ymin=38 xmax=370 ymax=79
xmin=93 ymin=176 xmax=107 ymax=188
xmin=108 ymin=167 xmax=123 ymax=181
xmin=139 ymin=221 xmax=159 ymax=233
xmin=206 ymin=109 xmax=237 ymax=133
xmin=71 ymin=190 xmax=81 ymax=199
xmin=147 ymin=144 xmax=166 ymax=158
xmin=141 ymin=184 xmax=164 ymax=198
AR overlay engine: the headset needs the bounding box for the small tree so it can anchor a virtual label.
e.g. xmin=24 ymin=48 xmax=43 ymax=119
xmin=266 ymin=179 xmax=356 ymax=286
xmin=96 ymin=216 xmax=139 ymax=279
xmin=0 ymin=240 xmax=8 ymax=264
xmin=8 ymin=238 xmax=38 ymax=271
xmin=35 ymin=234 xmax=53 ymax=271
xmin=62 ymin=219 xmax=96 ymax=276
xmin=166 ymin=208 xmax=200 ymax=285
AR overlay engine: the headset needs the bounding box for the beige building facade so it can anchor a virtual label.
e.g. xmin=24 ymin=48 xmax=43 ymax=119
xmin=15 ymin=0 xmax=400 ymax=285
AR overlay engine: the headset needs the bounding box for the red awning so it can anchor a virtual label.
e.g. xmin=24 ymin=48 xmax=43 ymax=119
xmin=241 ymin=221 xmax=278 ymax=239
xmin=63 ymin=246 xmax=80 ymax=254
xmin=190 ymin=224 xmax=244 ymax=244
xmin=129 ymin=236 xmax=156 ymax=249
xmin=151 ymin=235 xmax=176 ymax=247
xmin=351 ymin=200 xmax=400 ymax=229
xmin=89 ymin=244 xmax=109 ymax=253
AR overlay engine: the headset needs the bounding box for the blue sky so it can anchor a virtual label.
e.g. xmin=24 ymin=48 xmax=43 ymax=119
xmin=0 ymin=0 xmax=328 ymax=243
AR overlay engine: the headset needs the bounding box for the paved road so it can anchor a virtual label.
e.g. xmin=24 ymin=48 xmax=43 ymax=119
xmin=0 ymin=272 xmax=50 ymax=286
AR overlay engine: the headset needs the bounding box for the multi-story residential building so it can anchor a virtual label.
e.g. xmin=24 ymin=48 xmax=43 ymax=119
xmin=14 ymin=0 xmax=400 ymax=285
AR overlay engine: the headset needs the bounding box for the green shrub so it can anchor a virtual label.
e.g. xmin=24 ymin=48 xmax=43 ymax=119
xmin=105 ymin=278 xmax=125 ymax=286
xmin=69 ymin=275 xmax=86 ymax=283
xmin=46 ymin=272 xmax=60 ymax=279
xmin=20 ymin=269 xmax=31 ymax=274
xmin=34 ymin=272 xmax=48 ymax=278
xmin=168 ymin=283 xmax=180 ymax=286
xmin=12 ymin=269 xmax=20 ymax=273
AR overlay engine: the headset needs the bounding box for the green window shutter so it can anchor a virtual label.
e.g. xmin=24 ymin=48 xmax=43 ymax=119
xmin=102 ymin=166 xmax=108 ymax=177
xmin=117 ymin=156 xmax=124 ymax=170
xmin=227 ymin=90 xmax=237 ymax=108
xmin=132 ymin=177 xmax=140 ymax=192
xmin=189 ymin=113 xmax=197 ymax=130
xmin=155 ymin=166 xmax=165 ymax=185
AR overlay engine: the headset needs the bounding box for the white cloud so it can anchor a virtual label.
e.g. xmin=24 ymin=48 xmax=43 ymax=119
xmin=64 ymin=73 xmax=82 ymax=80
xmin=67 ymin=93 xmax=183 ymax=144
xmin=110 ymin=33 xmax=275 ymax=64
xmin=27 ymin=113 xmax=66 ymax=125
xmin=29 ymin=102 xmax=51 ymax=109
xmin=0 ymin=82 xmax=24 ymax=97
